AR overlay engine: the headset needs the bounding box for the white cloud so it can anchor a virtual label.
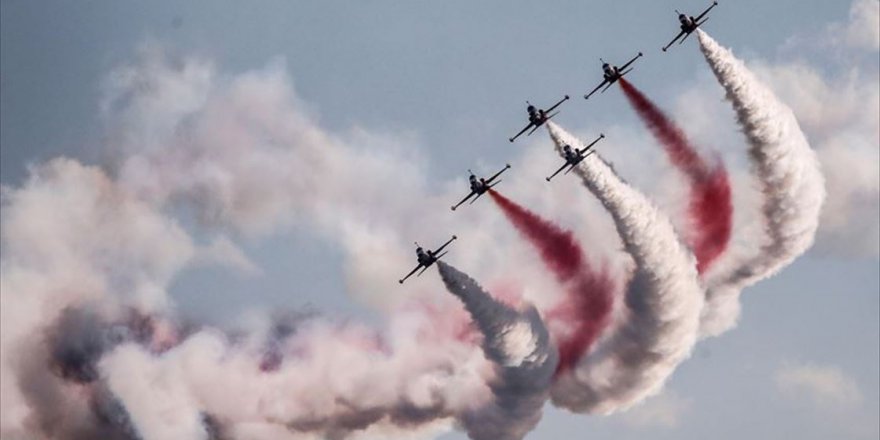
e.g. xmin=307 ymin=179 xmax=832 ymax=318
xmin=776 ymin=363 xmax=863 ymax=409
xmin=617 ymin=390 xmax=692 ymax=429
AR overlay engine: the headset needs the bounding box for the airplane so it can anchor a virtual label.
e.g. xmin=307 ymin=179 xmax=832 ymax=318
xmin=545 ymin=134 xmax=605 ymax=182
xmin=451 ymin=164 xmax=511 ymax=211
xmin=509 ymin=95 xmax=570 ymax=142
xmin=398 ymin=235 xmax=457 ymax=284
xmin=662 ymin=1 xmax=719 ymax=52
xmin=583 ymin=52 xmax=643 ymax=100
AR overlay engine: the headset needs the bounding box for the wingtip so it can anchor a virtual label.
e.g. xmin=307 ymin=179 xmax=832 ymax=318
xmin=545 ymin=177 xmax=551 ymax=182
xmin=452 ymin=235 xmax=458 ymax=240
xmin=564 ymin=95 xmax=570 ymax=99
xmin=638 ymin=51 xmax=643 ymax=56
xmin=506 ymin=163 xmax=511 ymax=168
xmin=583 ymin=95 xmax=589 ymax=100
xmin=508 ymin=138 xmax=514 ymax=143
xmin=600 ymin=133 xmax=605 ymax=138
xmin=450 ymin=206 xmax=456 ymax=211
xmin=398 ymin=280 xmax=403 ymax=284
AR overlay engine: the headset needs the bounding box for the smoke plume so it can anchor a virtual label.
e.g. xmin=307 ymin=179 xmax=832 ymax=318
xmin=619 ymin=78 xmax=733 ymax=275
xmin=437 ymin=261 xmax=558 ymax=440
xmin=488 ymin=190 xmax=616 ymax=374
xmin=546 ymin=122 xmax=704 ymax=414
xmin=696 ymin=30 xmax=826 ymax=336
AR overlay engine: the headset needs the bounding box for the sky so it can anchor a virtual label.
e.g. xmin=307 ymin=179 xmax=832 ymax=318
xmin=1 ymin=1 xmax=878 ymax=439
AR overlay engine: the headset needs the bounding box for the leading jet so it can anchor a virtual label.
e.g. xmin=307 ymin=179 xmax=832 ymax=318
xmin=545 ymin=134 xmax=604 ymax=182
xmin=451 ymin=164 xmax=511 ymax=211
xmin=662 ymin=1 xmax=718 ymax=52
xmin=583 ymin=52 xmax=643 ymax=100
xmin=509 ymin=95 xmax=570 ymax=142
xmin=398 ymin=235 xmax=457 ymax=284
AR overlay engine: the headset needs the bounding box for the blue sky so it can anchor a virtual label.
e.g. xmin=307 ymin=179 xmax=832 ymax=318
xmin=1 ymin=1 xmax=878 ymax=439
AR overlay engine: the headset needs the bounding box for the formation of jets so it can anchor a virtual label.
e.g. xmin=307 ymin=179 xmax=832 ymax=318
xmin=400 ymin=2 xmax=720 ymax=284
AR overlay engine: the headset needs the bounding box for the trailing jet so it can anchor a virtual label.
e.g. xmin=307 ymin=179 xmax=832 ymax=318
xmin=398 ymin=235 xmax=457 ymax=284
xmin=662 ymin=1 xmax=718 ymax=52
xmin=451 ymin=164 xmax=511 ymax=211
xmin=546 ymin=134 xmax=604 ymax=182
xmin=584 ymin=52 xmax=643 ymax=100
xmin=509 ymin=95 xmax=570 ymax=142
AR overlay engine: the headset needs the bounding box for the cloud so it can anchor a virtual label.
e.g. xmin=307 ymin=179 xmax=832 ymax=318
xmin=829 ymin=0 xmax=880 ymax=51
xmin=618 ymin=390 xmax=691 ymax=429
xmin=193 ymin=236 xmax=262 ymax=276
xmin=775 ymin=363 xmax=863 ymax=409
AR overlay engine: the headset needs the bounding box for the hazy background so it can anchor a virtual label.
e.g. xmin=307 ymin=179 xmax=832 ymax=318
xmin=2 ymin=1 xmax=877 ymax=439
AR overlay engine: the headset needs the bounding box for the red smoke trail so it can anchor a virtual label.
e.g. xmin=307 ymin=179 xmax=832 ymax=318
xmin=619 ymin=78 xmax=732 ymax=274
xmin=488 ymin=189 xmax=614 ymax=374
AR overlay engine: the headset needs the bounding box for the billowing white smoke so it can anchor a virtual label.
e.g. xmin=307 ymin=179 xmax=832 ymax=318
xmin=696 ymin=30 xmax=826 ymax=337
xmin=0 ymin=148 xmax=488 ymax=440
xmin=545 ymin=122 xmax=704 ymax=415
xmin=0 ymin=159 xmax=196 ymax=440
xmin=436 ymin=261 xmax=557 ymax=440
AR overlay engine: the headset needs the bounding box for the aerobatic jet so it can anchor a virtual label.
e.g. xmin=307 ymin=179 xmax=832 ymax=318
xmin=509 ymin=95 xmax=570 ymax=142
xmin=662 ymin=1 xmax=719 ymax=52
xmin=451 ymin=164 xmax=511 ymax=211
xmin=398 ymin=235 xmax=457 ymax=284
xmin=546 ymin=134 xmax=604 ymax=182
xmin=583 ymin=52 xmax=643 ymax=100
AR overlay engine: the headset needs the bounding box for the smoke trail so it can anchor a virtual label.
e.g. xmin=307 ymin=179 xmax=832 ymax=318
xmin=619 ymin=78 xmax=733 ymax=275
xmin=436 ymin=261 xmax=557 ymax=440
xmin=0 ymin=160 xmax=485 ymax=440
xmin=487 ymin=190 xmax=615 ymax=374
xmin=697 ymin=30 xmax=826 ymax=336
xmin=546 ymin=122 xmax=704 ymax=414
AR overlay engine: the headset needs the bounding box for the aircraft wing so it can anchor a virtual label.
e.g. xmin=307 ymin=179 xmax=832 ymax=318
xmin=417 ymin=264 xmax=433 ymax=277
xmin=619 ymin=52 xmax=643 ymax=71
xmin=680 ymin=29 xmax=695 ymax=44
xmin=546 ymin=161 xmax=571 ymax=182
xmin=527 ymin=124 xmax=542 ymax=136
xmin=510 ymin=123 xmax=534 ymax=142
xmin=584 ymin=79 xmax=608 ymax=99
xmin=694 ymin=1 xmax=718 ymax=22
xmin=451 ymin=190 xmax=477 ymax=211
xmin=601 ymin=81 xmax=615 ymax=93
xmin=662 ymin=30 xmax=686 ymax=52
xmin=399 ymin=263 xmax=423 ymax=284
xmin=485 ymin=164 xmax=511 ymax=184
xmin=469 ymin=191 xmax=485 ymax=204
xmin=432 ymin=235 xmax=457 ymax=255
xmin=546 ymin=95 xmax=570 ymax=113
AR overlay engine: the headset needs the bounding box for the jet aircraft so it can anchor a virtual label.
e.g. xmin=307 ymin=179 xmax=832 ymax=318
xmin=451 ymin=164 xmax=511 ymax=211
xmin=509 ymin=95 xmax=570 ymax=142
xmin=545 ymin=134 xmax=605 ymax=182
xmin=662 ymin=1 xmax=719 ymax=52
xmin=583 ymin=52 xmax=643 ymax=100
xmin=398 ymin=235 xmax=457 ymax=284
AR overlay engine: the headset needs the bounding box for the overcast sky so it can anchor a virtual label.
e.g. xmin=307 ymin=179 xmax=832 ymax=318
xmin=1 ymin=1 xmax=878 ymax=439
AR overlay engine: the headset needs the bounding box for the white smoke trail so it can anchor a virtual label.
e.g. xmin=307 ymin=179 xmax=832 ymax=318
xmin=544 ymin=122 xmax=704 ymax=414
xmin=696 ymin=30 xmax=826 ymax=337
xmin=436 ymin=261 xmax=557 ymax=440
xmin=0 ymin=159 xmax=491 ymax=439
